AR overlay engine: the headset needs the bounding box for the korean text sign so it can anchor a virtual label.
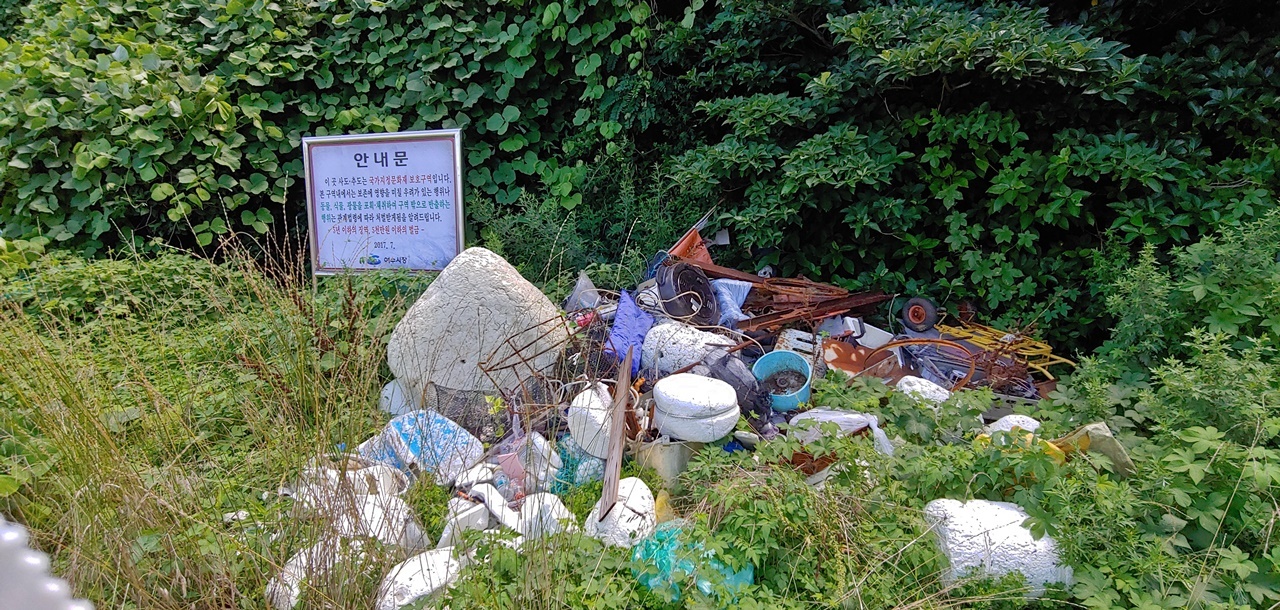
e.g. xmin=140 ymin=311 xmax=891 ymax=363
xmin=302 ymin=129 xmax=464 ymax=274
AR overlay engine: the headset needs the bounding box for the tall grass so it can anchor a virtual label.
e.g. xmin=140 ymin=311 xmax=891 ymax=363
xmin=0 ymin=245 xmax=425 ymax=609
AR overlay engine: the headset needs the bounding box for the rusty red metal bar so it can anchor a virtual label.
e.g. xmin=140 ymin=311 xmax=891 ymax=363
xmin=738 ymin=290 xmax=892 ymax=332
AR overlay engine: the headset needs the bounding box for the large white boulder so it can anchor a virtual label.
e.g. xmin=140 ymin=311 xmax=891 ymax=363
xmin=386 ymin=247 xmax=568 ymax=394
xmin=567 ymin=383 xmax=614 ymax=459
xmin=374 ymin=548 xmax=464 ymax=610
xmin=642 ymin=322 xmax=724 ymax=375
xmin=652 ymin=374 xmax=739 ymax=442
xmin=584 ymin=477 xmax=657 ymax=548
xmin=923 ymin=499 xmax=1073 ymax=596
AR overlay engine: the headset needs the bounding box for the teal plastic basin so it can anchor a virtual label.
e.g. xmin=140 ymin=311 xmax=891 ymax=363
xmin=751 ymin=349 xmax=812 ymax=412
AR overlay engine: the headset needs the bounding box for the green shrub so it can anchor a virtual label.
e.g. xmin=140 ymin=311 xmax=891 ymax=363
xmin=0 ymin=235 xmax=46 ymax=276
xmin=615 ymin=0 xmax=1280 ymax=346
xmin=1030 ymin=214 xmax=1280 ymax=608
xmin=0 ymin=0 xmax=651 ymax=253
xmin=1099 ymin=211 xmax=1280 ymax=366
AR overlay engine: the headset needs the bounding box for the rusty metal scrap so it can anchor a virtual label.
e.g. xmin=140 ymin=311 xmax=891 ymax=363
xmin=478 ymin=313 xmax=580 ymax=431
xmin=853 ymin=337 xmax=979 ymax=392
xmin=669 ymin=257 xmax=764 ymax=285
xmin=669 ymin=256 xmax=890 ymax=332
xmin=753 ymin=277 xmax=849 ymax=307
xmin=738 ymin=290 xmax=892 ymax=332
xmin=935 ymin=320 xmax=1076 ymax=381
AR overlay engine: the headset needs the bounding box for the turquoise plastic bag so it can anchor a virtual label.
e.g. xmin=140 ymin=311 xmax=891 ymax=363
xmin=631 ymin=522 xmax=754 ymax=601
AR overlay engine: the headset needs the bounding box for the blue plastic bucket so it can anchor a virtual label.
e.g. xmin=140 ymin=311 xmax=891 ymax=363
xmin=751 ymin=350 xmax=812 ymax=412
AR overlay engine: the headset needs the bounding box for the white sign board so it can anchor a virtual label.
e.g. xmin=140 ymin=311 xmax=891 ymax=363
xmin=302 ymin=129 xmax=464 ymax=274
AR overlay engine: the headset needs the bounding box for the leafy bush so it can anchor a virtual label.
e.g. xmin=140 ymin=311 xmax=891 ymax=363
xmin=0 ymin=0 xmax=651 ymax=253
xmin=0 ymin=235 xmax=46 ymax=276
xmin=1100 ymin=211 xmax=1280 ymax=366
xmin=1030 ymin=215 xmax=1280 ymax=607
xmin=800 ymin=209 xmax=1280 ymax=606
xmin=613 ymin=0 xmax=1280 ymax=346
xmin=0 ymin=0 xmax=24 ymax=38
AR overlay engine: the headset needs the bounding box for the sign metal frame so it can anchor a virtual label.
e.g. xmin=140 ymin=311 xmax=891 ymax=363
xmin=302 ymin=129 xmax=465 ymax=276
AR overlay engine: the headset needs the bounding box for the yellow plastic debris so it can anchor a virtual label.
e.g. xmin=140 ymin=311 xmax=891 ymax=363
xmin=654 ymin=490 xmax=676 ymax=523
xmin=1050 ymin=422 xmax=1136 ymax=479
xmin=974 ymin=429 xmax=1067 ymax=465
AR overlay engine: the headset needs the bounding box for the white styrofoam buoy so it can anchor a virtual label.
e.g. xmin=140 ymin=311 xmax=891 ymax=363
xmin=0 ymin=516 xmax=94 ymax=610
xmin=924 ymin=499 xmax=1073 ymax=596
xmin=567 ymin=383 xmax=613 ymax=459
xmin=652 ymin=374 xmax=739 ymax=442
xmin=584 ymin=477 xmax=657 ymax=548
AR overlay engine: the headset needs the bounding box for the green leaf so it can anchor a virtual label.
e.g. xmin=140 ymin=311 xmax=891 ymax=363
xmin=560 ymin=192 xmax=582 ymax=210
xmin=541 ymin=2 xmax=561 ymax=26
xmin=485 ymin=113 xmax=506 ymax=133
xmin=245 ymin=173 xmax=269 ymax=194
xmin=493 ymin=163 xmax=516 ymax=185
xmin=0 ymin=474 xmax=19 ymax=497
xmin=575 ymin=54 xmax=601 ymax=77
xmin=150 ymin=183 xmax=176 ymax=201
xmin=499 ymin=135 xmax=527 ymax=152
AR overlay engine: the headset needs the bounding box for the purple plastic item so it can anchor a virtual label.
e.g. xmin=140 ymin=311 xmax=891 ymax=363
xmin=604 ymin=290 xmax=653 ymax=377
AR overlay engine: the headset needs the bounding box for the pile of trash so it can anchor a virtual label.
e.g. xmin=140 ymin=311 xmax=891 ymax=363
xmin=267 ymin=220 xmax=1131 ymax=607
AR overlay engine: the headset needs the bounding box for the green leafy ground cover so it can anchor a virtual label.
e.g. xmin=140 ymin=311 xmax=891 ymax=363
xmin=2 ymin=214 xmax=1278 ymax=609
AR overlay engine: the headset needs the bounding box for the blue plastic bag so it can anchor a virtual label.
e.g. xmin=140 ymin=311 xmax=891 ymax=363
xmin=356 ymin=410 xmax=483 ymax=485
xmin=605 ymin=290 xmax=653 ymax=377
xmin=711 ymin=279 xmax=752 ymax=328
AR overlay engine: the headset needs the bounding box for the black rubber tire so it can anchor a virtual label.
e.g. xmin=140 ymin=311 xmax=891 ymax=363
xmin=902 ymin=297 xmax=940 ymax=332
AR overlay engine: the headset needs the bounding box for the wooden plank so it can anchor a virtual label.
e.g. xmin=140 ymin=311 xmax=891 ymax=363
xmin=598 ymin=346 xmax=632 ymax=521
